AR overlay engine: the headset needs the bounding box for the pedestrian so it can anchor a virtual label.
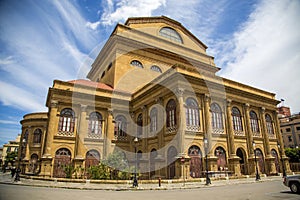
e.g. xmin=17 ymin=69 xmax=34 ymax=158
xmin=11 ymin=167 xmax=16 ymax=178
xmin=14 ymin=168 xmax=21 ymax=182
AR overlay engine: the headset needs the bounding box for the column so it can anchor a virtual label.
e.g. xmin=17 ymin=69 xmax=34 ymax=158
xmin=41 ymin=100 xmax=58 ymax=177
xmin=104 ymin=109 xmax=115 ymax=157
xmin=226 ymin=99 xmax=241 ymax=176
xmin=74 ymin=105 xmax=87 ymax=168
xmin=260 ymin=107 xmax=274 ymax=175
xmin=203 ymin=94 xmax=217 ymax=171
xmin=176 ymin=88 xmax=186 ymax=156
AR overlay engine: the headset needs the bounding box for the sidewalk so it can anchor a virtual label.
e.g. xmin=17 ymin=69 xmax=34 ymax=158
xmin=0 ymin=172 xmax=282 ymax=191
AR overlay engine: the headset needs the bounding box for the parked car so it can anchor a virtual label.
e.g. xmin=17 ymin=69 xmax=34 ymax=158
xmin=283 ymin=175 xmax=300 ymax=194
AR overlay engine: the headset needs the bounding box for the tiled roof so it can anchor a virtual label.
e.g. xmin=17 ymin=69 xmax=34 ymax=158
xmin=68 ymin=79 xmax=114 ymax=91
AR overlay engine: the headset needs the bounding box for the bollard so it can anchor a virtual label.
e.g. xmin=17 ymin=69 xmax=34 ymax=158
xmin=158 ymin=177 xmax=161 ymax=187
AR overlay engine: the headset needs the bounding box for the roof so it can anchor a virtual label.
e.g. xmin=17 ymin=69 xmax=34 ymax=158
xmin=68 ymin=79 xmax=114 ymax=91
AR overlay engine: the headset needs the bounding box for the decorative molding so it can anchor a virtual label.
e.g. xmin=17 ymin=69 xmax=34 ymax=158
xmin=50 ymin=100 xmax=58 ymax=108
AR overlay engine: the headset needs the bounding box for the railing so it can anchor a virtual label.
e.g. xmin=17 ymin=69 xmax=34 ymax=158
xmin=212 ymin=128 xmax=225 ymax=134
xmin=57 ymin=131 xmax=74 ymax=136
xmin=234 ymin=130 xmax=245 ymax=136
xmin=290 ymin=163 xmax=300 ymax=172
xmin=186 ymin=125 xmax=200 ymax=132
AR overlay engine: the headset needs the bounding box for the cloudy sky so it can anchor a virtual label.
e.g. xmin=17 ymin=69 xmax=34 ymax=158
xmin=0 ymin=0 xmax=299 ymax=145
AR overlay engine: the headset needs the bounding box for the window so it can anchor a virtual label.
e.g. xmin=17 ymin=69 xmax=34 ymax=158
xmin=211 ymin=103 xmax=223 ymax=129
xmin=107 ymin=63 xmax=112 ymax=71
xmin=265 ymin=114 xmax=274 ymax=135
xmin=150 ymin=65 xmax=162 ymax=73
xmin=150 ymin=108 xmax=157 ymax=133
xmin=185 ymin=98 xmax=200 ymax=127
xmin=33 ymin=128 xmax=42 ymax=144
xmin=114 ymin=115 xmax=127 ymax=138
xmin=286 ymin=128 xmax=291 ymax=132
xmin=159 ymin=27 xmax=183 ymax=43
xmin=130 ymin=60 xmax=143 ymax=68
xmin=58 ymin=108 xmax=75 ymax=132
xmin=166 ymin=99 xmax=177 ymax=128
xmin=232 ymin=107 xmax=243 ymax=131
xmin=297 ymin=127 xmax=300 ymax=131
xmin=137 ymin=114 xmax=143 ymax=136
xmin=250 ymin=111 xmax=260 ymax=133
xmin=6 ymin=147 xmax=11 ymax=153
xmin=88 ymin=112 xmax=102 ymax=137
xmin=288 ymin=136 xmax=292 ymax=142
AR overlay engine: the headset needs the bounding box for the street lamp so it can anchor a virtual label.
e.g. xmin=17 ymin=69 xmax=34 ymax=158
xmin=252 ymin=141 xmax=260 ymax=181
xmin=204 ymin=138 xmax=211 ymax=185
xmin=133 ymin=137 xmax=138 ymax=187
xmin=277 ymin=142 xmax=286 ymax=177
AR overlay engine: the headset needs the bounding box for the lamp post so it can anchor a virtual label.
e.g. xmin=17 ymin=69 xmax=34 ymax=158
xmin=252 ymin=141 xmax=260 ymax=181
xmin=277 ymin=142 xmax=286 ymax=177
xmin=133 ymin=137 xmax=138 ymax=187
xmin=204 ymin=138 xmax=211 ymax=185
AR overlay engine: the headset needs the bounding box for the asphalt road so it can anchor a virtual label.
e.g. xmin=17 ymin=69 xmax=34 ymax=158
xmin=0 ymin=179 xmax=299 ymax=200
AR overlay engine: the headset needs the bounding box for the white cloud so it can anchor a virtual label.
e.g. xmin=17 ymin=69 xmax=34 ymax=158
xmin=0 ymin=56 xmax=14 ymax=65
xmin=98 ymin=0 xmax=166 ymax=26
xmin=218 ymin=0 xmax=300 ymax=112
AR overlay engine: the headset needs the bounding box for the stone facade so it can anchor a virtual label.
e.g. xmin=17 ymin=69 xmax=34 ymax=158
xmin=18 ymin=16 xmax=290 ymax=179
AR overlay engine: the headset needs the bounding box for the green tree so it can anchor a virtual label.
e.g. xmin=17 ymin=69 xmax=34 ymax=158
xmin=87 ymin=163 xmax=110 ymax=180
xmin=102 ymin=151 xmax=130 ymax=180
xmin=5 ymin=151 xmax=18 ymax=166
xmin=63 ymin=165 xmax=75 ymax=178
xmin=285 ymin=148 xmax=300 ymax=163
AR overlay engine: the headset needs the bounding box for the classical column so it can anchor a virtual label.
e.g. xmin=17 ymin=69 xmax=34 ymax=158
xmin=141 ymin=105 xmax=148 ymax=154
xmin=42 ymin=100 xmax=58 ymax=158
xmin=226 ymin=99 xmax=241 ymax=176
xmin=176 ymin=88 xmax=186 ymax=155
xmin=74 ymin=105 xmax=87 ymax=169
xmin=260 ymin=107 xmax=275 ymax=175
xmin=104 ymin=109 xmax=114 ymax=157
xmin=41 ymin=100 xmax=58 ymax=177
xmin=244 ymin=103 xmax=255 ymax=175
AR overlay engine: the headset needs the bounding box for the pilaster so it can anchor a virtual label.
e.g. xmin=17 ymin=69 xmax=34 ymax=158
xmin=203 ymin=94 xmax=212 ymax=155
xmin=244 ymin=103 xmax=254 ymax=157
xmin=225 ymin=99 xmax=235 ymax=157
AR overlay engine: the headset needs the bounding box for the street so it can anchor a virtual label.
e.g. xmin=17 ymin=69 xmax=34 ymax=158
xmin=0 ymin=179 xmax=299 ymax=200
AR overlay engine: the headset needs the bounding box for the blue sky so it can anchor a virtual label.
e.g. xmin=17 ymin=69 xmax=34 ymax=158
xmin=0 ymin=0 xmax=299 ymax=146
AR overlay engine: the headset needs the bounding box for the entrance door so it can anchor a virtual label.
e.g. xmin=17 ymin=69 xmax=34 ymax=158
xmin=167 ymin=146 xmax=177 ymax=179
xmin=53 ymin=148 xmax=71 ymax=178
xmin=236 ymin=148 xmax=246 ymax=175
xmin=188 ymin=145 xmax=202 ymax=178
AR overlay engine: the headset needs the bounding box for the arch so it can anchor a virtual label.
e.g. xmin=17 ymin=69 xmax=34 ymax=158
xmin=150 ymin=107 xmax=158 ymax=133
xmin=265 ymin=114 xmax=274 ymax=135
xmin=29 ymin=154 xmax=39 ymax=174
xmin=250 ymin=111 xmax=259 ymax=133
xmin=33 ymin=128 xmax=42 ymax=144
xmin=130 ymin=60 xmax=143 ymax=68
xmin=211 ymin=103 xmax=223 ymax=129
xmin=88 ymin=112 xmax=102 ymax=137
xmin=114 ymin=115 xmax=127 ymax=138
xmin=159 ymin=27 xmax=183 ymax=43
xmin=58 ymin=108 xmax=75 ymax=132
xmin=236 ymin=148 xmax=246 ymax=175
xmin=254 ymin=148 xmax=265 ymax=174
xmin=166 ymin=99 xmax=176 ymax=128
xmin=85 ymin=150 xmax=100 ymax=169
xmin=150 ymin=65 xmax=162 ymax=73
xmin=185 ymin=97 xmax=200 ymax=127
xmin=215 ymin=146 xmax=227 ymax=170
xmin=137 ymin=113 xmax=143 ymax=136
xmin=167 ymin=146 xmax=178 ymax=179
xmin=53 ymin=148 xmax=72 ymax=178
xmin=150 ymin=149 xmax=157 ymax=178
xmin=188 ymin=145 xmax=202 ymax=178
xmin=271 ymin=149 xmax=280 ymax=173
xmin=232 ymin=107 xmax=243 ymax=131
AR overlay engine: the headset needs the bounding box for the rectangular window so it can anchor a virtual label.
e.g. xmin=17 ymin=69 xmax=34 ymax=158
xmin=286 ymin=128 xmax=291 ymax=132
xmin=288 ymin=136 xmax=292 ymax=142
xmin=296 ymin=126 xmax=300 ymax=131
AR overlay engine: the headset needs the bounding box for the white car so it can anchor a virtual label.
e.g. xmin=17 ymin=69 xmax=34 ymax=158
xmin=283 ymin=175 xmax=300 ymax=194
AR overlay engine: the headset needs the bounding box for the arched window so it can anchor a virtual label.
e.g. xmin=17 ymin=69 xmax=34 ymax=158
xmin=265 ymin=114 xmax=274 ymax=135
xmin=130 ymin=60 xmax=143 ymax=68
xmin=85 ymin=150 xmax=100 ymax=171
xmin=137 ymin=113 xmax=143 ymax=136
xmin=150 ymin=108 xmax=157 ymax=133
xmin=185 ymin=98 xmax=200 ymax=127
xmin=250 ymin=111 xmax=260 ymax=133
xmin=33 ymin=128 xmax=42 ymax=144
xmin=232 ymin=107 xmax=243 ymax=131
xmin=211 ymin=103 xmax=223 ymax=129
xmin=159 ymin=27 xmax=183 ymax=43
xmin=150 ymin=65 xmax=162 ymax=73
xmin=58 ymin=108 xmax=75 ymax=133
xmin=114 ymin=115 xmax=127 ymax=138
xmin=88 ymin=112 xmax=102 ymax=138
xmin=166 ymin=99 xmax=176 ymax=128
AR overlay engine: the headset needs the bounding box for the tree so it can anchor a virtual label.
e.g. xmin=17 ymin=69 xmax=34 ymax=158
xmin=5 ymin=151 xmax=18 ymax=166
xmin=285 ymin=148 xmax=300 ymax=163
